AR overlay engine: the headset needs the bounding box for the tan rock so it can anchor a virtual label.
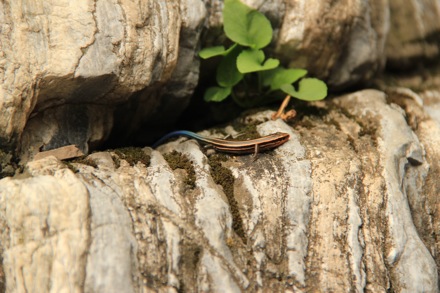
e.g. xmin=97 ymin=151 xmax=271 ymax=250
xmin=1 ymin=90 xmax=439 ymax=291
xmin=386 ymin=0 xmax=440 ymax=68
xmin=32 ymin=145 xmax=85 ymax=161
xmin=0 ymin=160 xmax=90 ymax=292
xmin=1 ymin=1 xmax=440 ymax=291
xmin=0 ymin=0 xmax=206 ymax=157
xmin=275 ymin=0 xmax=389 ymax=88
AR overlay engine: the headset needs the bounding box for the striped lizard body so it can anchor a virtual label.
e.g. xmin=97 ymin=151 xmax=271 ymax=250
xmin=152 ymin=130 xmax=290 ymax=155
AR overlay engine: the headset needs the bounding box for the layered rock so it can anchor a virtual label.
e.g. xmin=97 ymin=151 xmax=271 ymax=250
xmin=0 ymin=0 xmax=206 ymax=157
xmin=0 ymin=0 xmax=440 ymax=292
xmin=1 ymin=90 xmax=439 ymax=291
xmin=0 ymin=0 xmax=438 ymax=160
xmin=386 ymin=0 xmax=440 ymax=68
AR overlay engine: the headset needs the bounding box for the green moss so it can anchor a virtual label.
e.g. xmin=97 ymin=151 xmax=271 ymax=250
xmin=70 ymin=157 xmax=98 ymax=168
xmin=0 ymin=149 xmax=17 ymax=179
xmin=113 ymin=147 xmax=151 ymax=167
xmin=63 ymin=155 xmax=99 ymax=173
xmin=111 ymin=154 xmax=121 ymax=168
xmin=208 ymin=154 xmax=246 ymax=243
xmin=209 ymin=121 xmax=261 ymax=142
xmin=230 ymin=123 xmax=260 ymax=141
xmin=64 ymin=161 xmax=80 ymax=173
xmin=63 ymin=147 xmax=151 ymax=172
xmin=163 ymin=150 xmax=196 ymax=189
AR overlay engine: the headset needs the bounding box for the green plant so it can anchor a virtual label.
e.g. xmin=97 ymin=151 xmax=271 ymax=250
xmin=199 ymin=0 xmax=327 ymax=108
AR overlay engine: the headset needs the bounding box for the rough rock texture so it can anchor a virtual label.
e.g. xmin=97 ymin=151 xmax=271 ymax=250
xmin=204 ymin=0 xmax=440 ymax=87
xmin=1 ymin=0 xmax=439 ymax=160
xmin=276 ymin=0 xmax=390 ymax=88
xmin=203 ymin=0 xmax=390 ymax=88
xmin=386 ymin=0 xmax=440 ymax=68
xmin=1 ymin=89 xmax=439 ymax=292
xmin=0 ymin=0 xmax=206 ymax=156
xmin=1 ymin=0 xmax=440 ymax=292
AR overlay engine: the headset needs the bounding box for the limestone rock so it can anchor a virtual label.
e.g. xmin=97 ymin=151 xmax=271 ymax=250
xmin=0 ymin=0 xmax=206 ymax=156
xmin=204 ymin=0 xmax=440 ymax=87
xmin=0 ymin=90 xmax=439 ymax=292
xmin=276 ymin=0 xmax=390 ymax=89
xmin=1 ymin=0 xmax=439 ymax=161
xmin=386 ymin=0 xmax=440 ymax=68
xmin=1 ymin=2 xmax=440 ymax=291
xmin=0 ymin=161 xmax=90 ymax=292
xmin=202 ymin=0 xmax=390 ymax=88
xmin=33 ymin=145 xmax=85 ymax=161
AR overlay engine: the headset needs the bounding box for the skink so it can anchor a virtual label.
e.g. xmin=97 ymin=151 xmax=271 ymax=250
xmin=152 ymin=130 xmax=290 ymax=155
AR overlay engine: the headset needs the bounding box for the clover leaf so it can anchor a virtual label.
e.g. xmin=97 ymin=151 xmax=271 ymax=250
xmin=199 ymin=44 xmax=238 ymax=59
xmin=199 ymin=46 xmax=227 ymax=59
xmin=280 ymin=78 xmax=328 ymax=101
xmin=262 ymin=68 xmax=308 ymax=90
xmin=237 ymin=49 xmax=279 ymax=73
xmin=217 ymin=46 xmax=243 ymax=87
xmin=223 ymin=0 xmax=272 ymax=49
xmin=199 ymin=0 xmax=328 ymax=108
xmin=204 ymin=86 xmax=232 ymax=102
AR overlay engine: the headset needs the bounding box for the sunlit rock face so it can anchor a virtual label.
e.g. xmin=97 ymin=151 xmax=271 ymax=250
xmin=0 ymin=0 xmax=206 ymax=158
xmin=0 ymin=1 xmax=440 ymax=292
xmin=1 ymin=90 xmax=440 ymax=291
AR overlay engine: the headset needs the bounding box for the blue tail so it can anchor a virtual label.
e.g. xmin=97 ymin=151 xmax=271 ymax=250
xmin=152 ymin=130 xmax=199 ymax=148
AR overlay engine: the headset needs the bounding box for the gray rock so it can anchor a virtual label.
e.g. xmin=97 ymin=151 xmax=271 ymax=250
xmin=0 ymin=0 xmax=206 ymax=155
xmin=386 ymin=0 xmax=440 ymax=68
xmin=1 ymin=89 xmax=439 ymax=292
xmin=1 ymin=1 xmax=440 ymax=291
xmin=274 ymin=0 xmax=389 ymax=88
xmin=1 ymin=0 xmax=439 ymax=158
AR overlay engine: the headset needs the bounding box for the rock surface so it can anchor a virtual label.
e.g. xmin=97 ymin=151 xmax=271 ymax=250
xmin=276 ymin=0 xmax=389 ymax=89
xmin=1 ymin=90 xmax=439 ymax=292
xmin=0 ymin=0 xmax=206 ymax=156
xmin=386 ymin=0 xmax=440 ymax=68
xmin=1 ymin=0 xmax=440 ymax=292
xmin=1 ymin=0 xmax=439 ymax=159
